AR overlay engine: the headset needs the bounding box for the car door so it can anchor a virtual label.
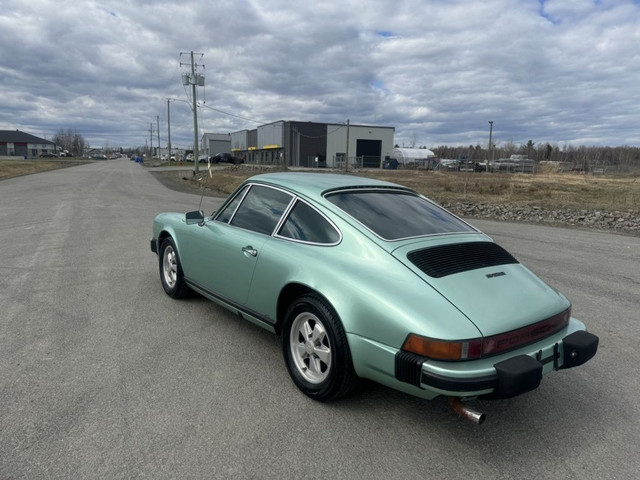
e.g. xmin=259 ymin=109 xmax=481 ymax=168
xmin=185 ymin=184 xmax=294 ymax=306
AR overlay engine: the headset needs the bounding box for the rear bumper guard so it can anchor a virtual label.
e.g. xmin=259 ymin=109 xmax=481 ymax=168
xmin=395 ymin=330 xmax=598 ymax=399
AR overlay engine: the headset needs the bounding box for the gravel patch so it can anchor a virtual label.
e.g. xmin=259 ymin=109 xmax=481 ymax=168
xmin=443 ymin=201 xmax=639 ymax=236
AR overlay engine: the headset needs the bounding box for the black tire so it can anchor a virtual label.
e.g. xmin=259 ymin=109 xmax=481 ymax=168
xmin=159 ymin=237 xmax=190 ymax=298
xmin=282 ymin=293 xmax=357 ymax=401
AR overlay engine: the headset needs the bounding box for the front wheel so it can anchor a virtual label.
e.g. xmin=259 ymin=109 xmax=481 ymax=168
xmin=282 ymin=294 xmax=357 ymax=401
xmin=159 ymin=237 xmax=190 ymax=298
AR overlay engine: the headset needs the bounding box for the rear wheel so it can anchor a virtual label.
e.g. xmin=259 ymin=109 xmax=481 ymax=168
xmin=282 ymin=294 xmax=357 ymax=401
xmin=159 ymin=238 xmax=190 ymax=298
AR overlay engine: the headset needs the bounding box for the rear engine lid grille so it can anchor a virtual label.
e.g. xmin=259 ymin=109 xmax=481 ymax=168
xmin=407 ymin=241 xmax=519 ymax=278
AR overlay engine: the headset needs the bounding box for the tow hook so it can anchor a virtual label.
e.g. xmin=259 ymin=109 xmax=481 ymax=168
xmin=448 ymin=397 xmax=486 ymax=424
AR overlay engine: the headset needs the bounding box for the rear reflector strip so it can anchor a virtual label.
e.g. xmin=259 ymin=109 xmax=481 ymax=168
xmin=481 ymin=308 xmax=571 ymax=357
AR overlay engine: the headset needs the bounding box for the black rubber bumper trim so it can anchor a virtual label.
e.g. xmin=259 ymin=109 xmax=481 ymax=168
xmin=559 ymin=330 xmax=599 ymax=369
xmin=150 ymin=238 xmax=157 ymax=254
xmin=421 ymin=369 xmax=498 ymax=392
xmin=394 ymin=351 xmax=499 ymax=392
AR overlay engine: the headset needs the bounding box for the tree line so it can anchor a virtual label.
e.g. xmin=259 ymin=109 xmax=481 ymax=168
xmin=52 ymin=129 xmax=86 ymax=156
xmin=428 ymin=142 xmax=640 ymax=171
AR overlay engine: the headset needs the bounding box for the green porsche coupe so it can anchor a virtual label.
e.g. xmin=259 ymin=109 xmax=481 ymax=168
xmin=151 ymin=172 xmax=598 ymax=423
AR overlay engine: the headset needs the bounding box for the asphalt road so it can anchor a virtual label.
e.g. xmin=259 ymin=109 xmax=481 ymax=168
xmin=1 ymin=159 xmax=638 ymax=480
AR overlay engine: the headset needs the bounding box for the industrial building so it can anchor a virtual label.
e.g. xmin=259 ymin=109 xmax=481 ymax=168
xmin=201 ymin=133 xmax=231 ymax=157
xmin=228 ymin=120 xmax=395 ymax=168
xmin=0 ymin=130 xmax=56 ymax=158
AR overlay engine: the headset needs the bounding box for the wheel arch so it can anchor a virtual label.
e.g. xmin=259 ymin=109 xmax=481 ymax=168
xmin=157 ymin=230 xmax=172 ymax=248
xmin=157 ymin=229 xmax=182 ymax=255
xmin=275 ymin=283 xmax=336 ymax=335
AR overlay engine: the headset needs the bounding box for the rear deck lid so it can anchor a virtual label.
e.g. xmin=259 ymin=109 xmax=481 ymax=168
xmin=392 ymin=239 xmax=570 ymax=336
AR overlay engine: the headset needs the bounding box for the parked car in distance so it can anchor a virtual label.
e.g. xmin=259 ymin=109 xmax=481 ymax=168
xmin=438 ymin=159 xmax=460 ymax=171
xmin=459 ymin=161 xmax=486 ymax=172
xmin=150 ymin=172 xmax=598 ymax=423
xmin=211 ymin=152 xmax=243 ymax=164
xmin=382 ymin=158 xmax=400 ymax=170
xmin=39 ymin=152 xmax=57 ymax=158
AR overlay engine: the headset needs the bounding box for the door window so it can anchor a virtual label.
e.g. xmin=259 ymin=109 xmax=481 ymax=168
xmin=229 ymin=185 xmax=293 ymax=235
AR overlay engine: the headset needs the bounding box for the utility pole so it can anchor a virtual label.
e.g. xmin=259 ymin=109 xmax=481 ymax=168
xmin=180 ymin=51 xmax=204 ymax=173
xmin=488 ymin=120 xmax=494 ymax=172
xmin=167 ymin=99 xmax=172 ymax=165
xmin=345 ymin=119 xmax=350 ymax=172
xmin=149 ymin=122 xmax=154 ymax=158
xmin=191 ymin=51 xmax=199 ymax=173
xmin=156 ymin=116 xmax=161 ymax=160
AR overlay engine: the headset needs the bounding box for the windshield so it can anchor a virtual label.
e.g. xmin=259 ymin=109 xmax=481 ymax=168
xmin=325 ymin=190 xmax=475 ymax=240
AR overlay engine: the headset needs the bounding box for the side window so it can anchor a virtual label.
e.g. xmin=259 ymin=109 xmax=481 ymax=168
xmin=215 ymin=185 xmax=249 ymax=224
xmin=230 ymin=185 xmax=293 ymax=235
xmin=278 ymin=200 xmax=340 ymax=244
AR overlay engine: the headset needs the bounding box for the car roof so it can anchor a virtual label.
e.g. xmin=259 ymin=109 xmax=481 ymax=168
xmin=248 ymin=172 xmax=412 ymax=199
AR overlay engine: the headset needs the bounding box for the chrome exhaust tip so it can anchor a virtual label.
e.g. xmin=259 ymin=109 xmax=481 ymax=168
xmin=448 ymin=397 xmax=486 ymax=424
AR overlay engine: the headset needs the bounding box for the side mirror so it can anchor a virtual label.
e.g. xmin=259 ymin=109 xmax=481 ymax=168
xmin=185 ymin=210 xmax=205 ymax=225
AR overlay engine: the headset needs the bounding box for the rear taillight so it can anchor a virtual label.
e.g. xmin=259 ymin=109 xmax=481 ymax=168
xmin=402 ymin=308 xmax=571 ymax=361
xmin=482 ymin=308 xmax=570 ymax=356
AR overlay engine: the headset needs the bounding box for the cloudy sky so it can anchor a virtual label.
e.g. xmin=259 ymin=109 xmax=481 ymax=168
xmin=1 ymin=0 xmax=639 ymax=150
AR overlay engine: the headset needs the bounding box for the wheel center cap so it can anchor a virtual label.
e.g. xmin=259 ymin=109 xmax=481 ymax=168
xmin=305 ymin=342 xmax=315 ymax=354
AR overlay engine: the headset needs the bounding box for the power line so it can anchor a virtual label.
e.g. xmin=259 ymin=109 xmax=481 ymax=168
xmin=197 ymin=103 xmax=265 ymax=124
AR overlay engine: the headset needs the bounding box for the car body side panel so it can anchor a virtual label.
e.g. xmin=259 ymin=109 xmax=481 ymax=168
xmin=347 ymin=333 xmax=441 ymax=400
xmin=179 ymin=220 xmax=269 ymax=305
xmin=247 ymin=222 xmax=482 ymax=348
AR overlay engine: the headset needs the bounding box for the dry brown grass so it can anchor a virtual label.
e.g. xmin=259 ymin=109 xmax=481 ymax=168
xmin=0 ymin=158 xmax=89 ymax=180
xmin=193 ymin=167 xmax=639 ymax=214
xmin=363 ymin=170 xmax=639 ymax=212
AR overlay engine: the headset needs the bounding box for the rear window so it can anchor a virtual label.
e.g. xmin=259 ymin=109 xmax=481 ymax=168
xmin=325 ymin=190 xmax=475 ymax=240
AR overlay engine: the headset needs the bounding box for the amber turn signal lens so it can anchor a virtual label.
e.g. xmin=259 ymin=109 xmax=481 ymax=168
xmin=402 ymin=334 xmax=482 ymax=361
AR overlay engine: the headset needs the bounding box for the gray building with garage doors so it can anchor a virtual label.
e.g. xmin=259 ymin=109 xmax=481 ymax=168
xmin=201 ymin=133 xmax=232 ymax=157
xmin=229 ymin=120 xmax=394 ymax=168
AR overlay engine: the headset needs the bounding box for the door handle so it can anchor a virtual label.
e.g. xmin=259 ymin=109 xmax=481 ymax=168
xmin=242 ymin=246 xmax=258 ymax=257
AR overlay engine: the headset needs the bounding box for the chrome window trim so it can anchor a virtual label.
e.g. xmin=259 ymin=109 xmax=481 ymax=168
xmin=213 ymin=184 xmax=251 ymax=224
xmin=215 ymin=182 xmax=295 ymax=236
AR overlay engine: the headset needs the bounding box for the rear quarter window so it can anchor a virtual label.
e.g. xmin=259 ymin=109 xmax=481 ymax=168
xmin=277 ymin=200 xmax=340 ymax=244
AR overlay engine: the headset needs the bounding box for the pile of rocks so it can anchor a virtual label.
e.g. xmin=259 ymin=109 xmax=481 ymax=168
xmin=441 ymin=201 xmax=640 ymax=236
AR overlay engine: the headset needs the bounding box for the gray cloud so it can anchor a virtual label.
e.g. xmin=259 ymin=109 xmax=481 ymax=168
xmin=1 ymin=0 xmax=639 ymax=149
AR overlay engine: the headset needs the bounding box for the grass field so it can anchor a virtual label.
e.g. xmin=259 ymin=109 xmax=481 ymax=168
xmin=0 ymin=158 xmax=90 ymax=180
xmin=188 ymin=166 xmax=639 ymax=214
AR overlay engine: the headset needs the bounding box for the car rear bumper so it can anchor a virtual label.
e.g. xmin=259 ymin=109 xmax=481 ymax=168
xmin=395 ymin=330 xmax=598 ymax=399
